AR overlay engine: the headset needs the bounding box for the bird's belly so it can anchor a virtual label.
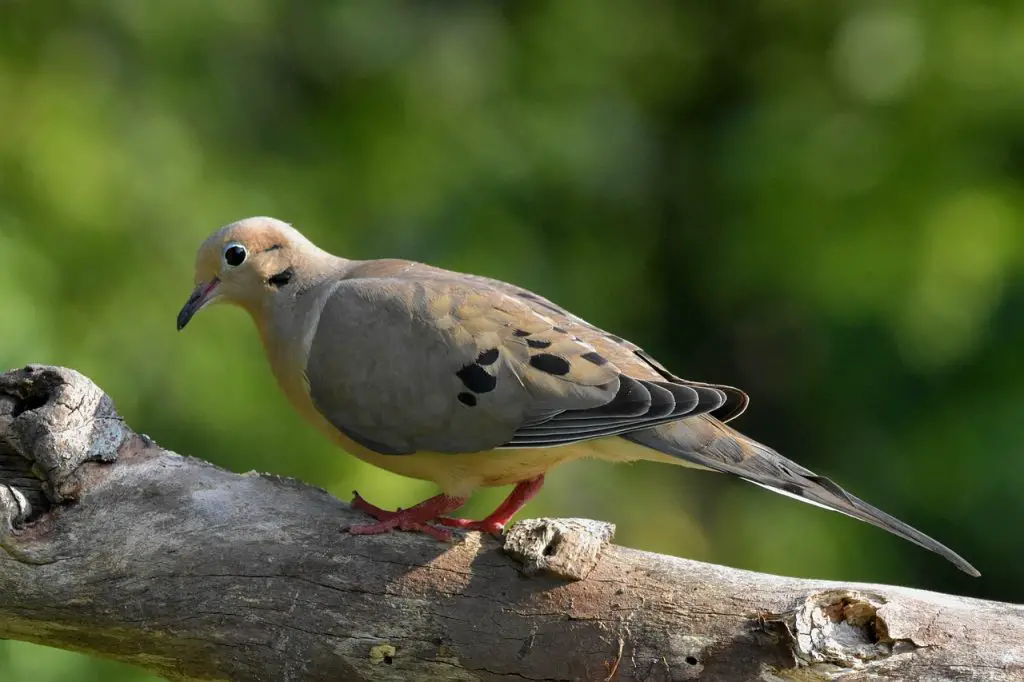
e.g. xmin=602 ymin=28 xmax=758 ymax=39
xmin=346 ymin=443 xmax=591 ymax=497
xmin=332 ymin=432 xmax=676 ymax=498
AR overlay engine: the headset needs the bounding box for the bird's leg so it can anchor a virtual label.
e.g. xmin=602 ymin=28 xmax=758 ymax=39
xmin=437 ymin=475 xmax=545 ymax=535
xmin=348 ymin=491 xmax=467 ymax=542
xmin=350 ymin=491 xmax=402 ymax=521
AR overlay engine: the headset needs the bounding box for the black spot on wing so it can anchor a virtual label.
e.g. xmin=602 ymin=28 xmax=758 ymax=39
xmin=457 ymin=392 xmax=477 ymax=406
xmin=552 ymin=326 xmax=568 ymax=334
xmin=526 ymin=338 xmax=551 ymax=349
xmin=580 ymin=351 xmax=607 ymax=366
xmin=529 ymin=354 xmax=571 ymax=376
xmin=512 ymin=329 xmax=531 ymax=337
xmin=456 ymin=363 xmax=497 ymax=393
xmin=476 ymin=348 xmax=499 ymax=365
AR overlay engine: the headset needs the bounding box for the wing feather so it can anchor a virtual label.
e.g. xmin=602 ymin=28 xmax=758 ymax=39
xmin=503 ymin=377 xmax=722 ymax=448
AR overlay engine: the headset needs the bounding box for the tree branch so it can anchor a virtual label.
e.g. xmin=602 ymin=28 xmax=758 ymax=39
xmin=0 ymin=365 xmax=1020 ymax=681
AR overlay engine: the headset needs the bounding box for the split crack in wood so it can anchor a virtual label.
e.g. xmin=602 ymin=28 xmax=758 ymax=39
xmin=0 ymin=364 xmax=1021 ymax=681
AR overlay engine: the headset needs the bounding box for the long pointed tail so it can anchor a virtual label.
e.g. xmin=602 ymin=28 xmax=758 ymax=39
xmin=624 ymin=416 xmax=979 ymax=577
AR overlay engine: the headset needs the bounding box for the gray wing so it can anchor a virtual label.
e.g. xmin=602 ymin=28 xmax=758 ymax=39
xmin=457 ymin=271 xmax=750 ymax=423
xmin=304 ymin=273 xmax=724 ymax=455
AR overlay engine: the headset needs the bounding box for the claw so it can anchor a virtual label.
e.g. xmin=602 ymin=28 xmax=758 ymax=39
xmin=349 ymin=518 xmax=454 ymax=542
xmin=347 ymin=491 xmax=465 ymax=542
xmin=346 ymin=476 xmax=545 ymax=543
xmin=435 ymin=517 xmax=505 ymax=535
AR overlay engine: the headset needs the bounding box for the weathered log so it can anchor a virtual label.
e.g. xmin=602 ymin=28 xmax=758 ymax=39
xmin=0 ymin=365 xmax=1020 ymax=681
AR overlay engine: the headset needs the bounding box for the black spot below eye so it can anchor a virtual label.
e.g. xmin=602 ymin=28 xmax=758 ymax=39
xmin=456 ymin=364 xmax=497 ymax=393
xmin=512 ymin=329 xmax=531 ymax=337
xmin=476 ymin=348 xmax=499 ymax=365
xmin=530 ymin=354 xmax=571 ymax=376
xmin=581 ymin=351 xmax=607 ymax=366
xmin=224 ymin=245 xmax=247 ymax=267
xmin=526 ymin=338 xmax=551 ymax=349
xmin=268 ymin=267 xmax=294 ymax=287
xmin=457 ymin=392 xmax=477 ymax=406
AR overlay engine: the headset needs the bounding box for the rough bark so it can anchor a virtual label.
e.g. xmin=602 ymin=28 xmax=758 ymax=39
xmin=0 ymin=365 xmax=1020 ymax=682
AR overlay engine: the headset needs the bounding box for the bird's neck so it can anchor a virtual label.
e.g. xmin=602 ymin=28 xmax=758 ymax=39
xmin=250 ymin=254 xmax=353 ymax=407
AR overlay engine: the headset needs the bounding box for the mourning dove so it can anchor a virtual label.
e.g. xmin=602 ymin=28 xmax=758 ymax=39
xmin=177 ymin=216 xmax=979 ymax=576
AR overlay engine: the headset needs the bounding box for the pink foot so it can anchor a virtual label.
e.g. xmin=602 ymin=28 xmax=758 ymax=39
xmin=347 ymin=491 xmax=467 ymax=542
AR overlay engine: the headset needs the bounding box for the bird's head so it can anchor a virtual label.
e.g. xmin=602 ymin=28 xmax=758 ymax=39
xmin=177 ymin=216 xmax=321 ymax=330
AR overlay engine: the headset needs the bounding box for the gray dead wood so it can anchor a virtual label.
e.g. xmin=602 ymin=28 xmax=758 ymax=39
xmin=0 ymin=365 xmax=1021 ymax=682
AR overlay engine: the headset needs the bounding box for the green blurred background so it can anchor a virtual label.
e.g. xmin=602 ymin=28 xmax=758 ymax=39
xmin=2 ymin=1 xmax=1023 ymax=678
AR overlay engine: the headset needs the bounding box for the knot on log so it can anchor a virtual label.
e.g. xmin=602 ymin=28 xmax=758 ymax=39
xmin=0 ymin=365 xmax=129 ymax=507
xmin=795 ymin=590 xmax=920 ymax=669
xmin=502 ymin=517 xmax=615 ymax=580
xmin=0 ymin=365 xmax=133 ymax=563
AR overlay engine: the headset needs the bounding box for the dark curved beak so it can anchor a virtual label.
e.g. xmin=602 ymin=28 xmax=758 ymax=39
xmin=177 ymin=279 xmax=220 ymax=331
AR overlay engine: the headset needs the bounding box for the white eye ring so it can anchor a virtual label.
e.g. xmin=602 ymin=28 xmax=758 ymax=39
xmin=223 ymin=243 xmax=248 ymax=267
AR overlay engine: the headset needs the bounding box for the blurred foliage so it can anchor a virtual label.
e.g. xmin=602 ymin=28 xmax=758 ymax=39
xmin=2 ymin=1 xmax=1023 ymax=678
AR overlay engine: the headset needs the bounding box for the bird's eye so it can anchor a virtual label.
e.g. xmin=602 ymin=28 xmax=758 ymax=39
xmin=223 ymin=244 xmax=247 ymax=267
